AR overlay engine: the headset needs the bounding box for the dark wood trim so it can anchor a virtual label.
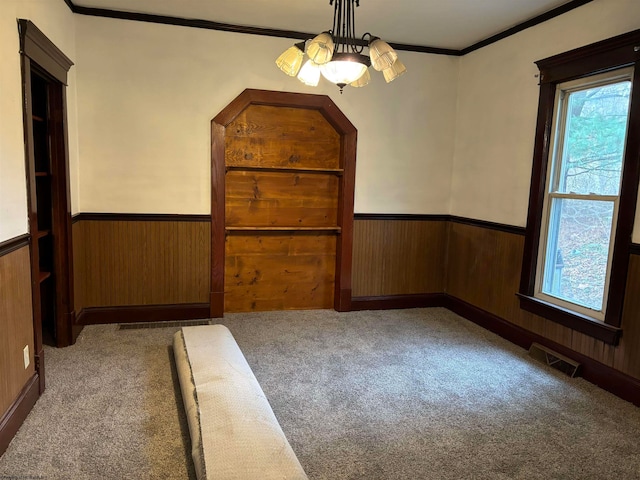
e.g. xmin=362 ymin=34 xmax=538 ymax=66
xmin=64 ymin=2 xmax=459 ymax=56
xmin=536 ymin=29 xmax=640 ymax=84
xmin=0 ymin=234 xmax=30 ymax=258
xmin=520 ymin=29 xmax=640 ymax=335
xmin=449 ymin=216 xmax=526 ymax=236
xmin=77 ymin=303 xmax=210 ymax=325
xmin=48 ymin=69 xmax=75 ymax=348
xmin=351 ymin=293 xmax=446 ymax=311
xmin=72 ymin=213 xmax=211 ymax=223
xmin=61 ymin=0 xmax=593 ymax=57
xmin=17 ymin=20 xmax=73 ymax=85
xmin=630 ymin=244 xmax=640 ymax=256
xmin=354 ymin=213 xmax=526 ymax=236
xmin=35 ymin=348 xmax=45 ymax=394
xmin=0 ymin=375 xmax=39 ymax=457
xmin=211 ymin=89 xmax=357 ymax=316
xmin=460 ymin=0 xmax=594 ymax=55
xmin=520 ymin=82 xmax=556 ymax=296
xmin=607 ymin=56 xmax=640 ymax=324
xmin=516 ymin=294 xmax=621 ymax=345
xmin=210 ymin=121 xmax=226 ymax=319
xmin=444 ymin=295 xmax=640 ymax=407
xmin=354 ymin=213 xmax=450 ymax=222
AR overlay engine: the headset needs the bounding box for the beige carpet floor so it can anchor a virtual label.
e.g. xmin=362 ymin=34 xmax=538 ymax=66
xmin=1 ymin=308 xmax=639 ymax=479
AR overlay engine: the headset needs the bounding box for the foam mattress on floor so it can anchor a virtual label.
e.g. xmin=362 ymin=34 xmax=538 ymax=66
xmin=173 ymin=324 xmax=308 ymax=480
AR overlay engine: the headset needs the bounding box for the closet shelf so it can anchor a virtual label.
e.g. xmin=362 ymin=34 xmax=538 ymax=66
xmin=34 ymin=230 xmax=51 ymax=239
xmin=39 ymin=271 xmax=51 ymax=283
xmin=32 ymin=114 xmax=45 ymax=122
xmin=226 ymin=165 xmax=343 ymax=176
xmin=225 ymin=226 xmax=341 ymax=233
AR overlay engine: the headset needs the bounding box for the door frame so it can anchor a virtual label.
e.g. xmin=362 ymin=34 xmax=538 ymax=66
xmin=19 ymin=20 xmax=75 ymax=373
xmin=210 ymin=89 xmax=357 ymax=316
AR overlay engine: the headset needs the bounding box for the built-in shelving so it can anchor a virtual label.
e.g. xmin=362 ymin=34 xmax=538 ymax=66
xmin=226 ymin=165 xmax=343 ymax=176
xmin=225 ymin=226 xmax=341 ymax=233
xmin=30 ymin=71 xmax=57 ymax=343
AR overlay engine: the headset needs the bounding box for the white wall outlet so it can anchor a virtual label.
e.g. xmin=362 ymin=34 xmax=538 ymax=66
xmin=23 ymin=345 xmax=30 ymax=369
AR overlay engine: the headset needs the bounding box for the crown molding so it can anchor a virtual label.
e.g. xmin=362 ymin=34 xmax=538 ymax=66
xmin=63 ymin=0 xmax=594 ymax=56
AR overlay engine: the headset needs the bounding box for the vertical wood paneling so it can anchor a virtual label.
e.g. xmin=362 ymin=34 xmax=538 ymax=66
xmin=614 ymin=254 xmax=640 ymax=375
xmin=352 ymin=220 xmax=447 ymax=297
xmin=72 ymin=220 xmax=84 ymax=314
xmin=0 ymin=246 xmax=35 ymax=416
xmin=75 ymin=220 xmax=210 ymax=307
xmin=445 ymin=221 xmax=640 ymax=380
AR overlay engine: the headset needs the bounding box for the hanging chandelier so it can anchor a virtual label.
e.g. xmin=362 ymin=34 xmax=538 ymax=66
xmin=275 ymin=0 xmax=406 ymax=93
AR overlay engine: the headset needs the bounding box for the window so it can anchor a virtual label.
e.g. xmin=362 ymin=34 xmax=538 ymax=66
xmin=519 ymin=30 xmax=640 ymax=345
xmin=536 ymin=70 xmax=632 ymax=320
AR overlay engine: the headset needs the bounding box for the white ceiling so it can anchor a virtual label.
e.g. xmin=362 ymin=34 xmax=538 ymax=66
xmin=71 ymin=0 xmax=581 ymax=50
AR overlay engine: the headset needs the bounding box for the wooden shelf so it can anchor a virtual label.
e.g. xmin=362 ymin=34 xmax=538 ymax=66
xmin=35 ymin=230 xmax=51 ymax=239
xmin=39 ymin=271 xmax=51 ymax=283
xmin=226 ymin=165 xmax=343 ymax=176
xmin=35 ymin=171 xmax=50 ymax=177
xmin=226 ymin=226 xmax=341 ymax=233
xmin=32 ymin=114 xmax=45 ymax=122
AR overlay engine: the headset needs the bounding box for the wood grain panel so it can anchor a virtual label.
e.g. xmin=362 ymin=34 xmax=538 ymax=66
xmin=225 ymin=233 xmax=336 ymax=312
xmin=352 ymin=219 xmax=447 ymax=297
xmin=614 ymin=254 xmax=640 ymax=375
xmin=225 ymin=105 xmax=340 ymax=170
xmin=0 ymin=246 xmax=35 ymax=416
xmin=225 ymin=171 xmax=338 ymax=227
xmin=75 ymin=220 xmax=210 ymax=307
xmin=72 ymin=220 xmax=85 ymax=314
xmin=445 ymin=221 xmax=640 ymax=380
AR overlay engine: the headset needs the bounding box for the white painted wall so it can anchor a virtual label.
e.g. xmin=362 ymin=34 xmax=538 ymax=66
xmin=0 ymin=0 xmax=78 ymax=243
xmin=74 ymin=16 xmax=459 ymax=215
xmin=452 ymin=0 xmax=640 ymax=240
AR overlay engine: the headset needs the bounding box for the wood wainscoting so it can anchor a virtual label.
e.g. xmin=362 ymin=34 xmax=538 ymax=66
xmin=352 ymin=214 xmax=640 ymax=404
xmin=445 ymin=220 xmax=640 ymax=402
xmin=0 ymin=241 xmax=39 ymax=456
xmin=352 ymin=215 xmax=448 ymax=299
xmin=73 ymin=214 xmax=210 ymax=324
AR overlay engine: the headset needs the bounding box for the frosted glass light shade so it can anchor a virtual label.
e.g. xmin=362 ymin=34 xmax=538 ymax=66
xmin=298 ymin=60 xmax=321 ymax=86
xmin=320 ymin=53 xmax=369 ymax=86
xmin=276 ymin=43 xmax=305 ymax=76
xmin=307 ymin=32 xmax=334 ymax=65
xmin=350 ymin=68 xmax=370 ymax=88
xmin=382 ymin=59 xmax=407 ymax=83
xmin=369 ymin=37 xmax=398 ymax=71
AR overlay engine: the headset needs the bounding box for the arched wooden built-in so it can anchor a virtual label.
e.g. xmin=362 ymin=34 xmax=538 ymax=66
xmin=210 ymin=89 xmax=357 ymax=316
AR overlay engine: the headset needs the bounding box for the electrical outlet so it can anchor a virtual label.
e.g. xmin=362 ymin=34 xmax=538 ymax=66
xmin=23 ymin=345 xmax=30 ymax=369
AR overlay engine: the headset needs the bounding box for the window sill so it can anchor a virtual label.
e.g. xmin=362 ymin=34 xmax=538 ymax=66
xmin=516 ymin=293 xmax=622 ymax=345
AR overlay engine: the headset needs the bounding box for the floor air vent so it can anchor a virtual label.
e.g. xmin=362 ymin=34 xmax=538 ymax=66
xmin=529 ymin=342 xmax=581 ymax=378
xmin=119 ymin=320 xmax=213 ymax=330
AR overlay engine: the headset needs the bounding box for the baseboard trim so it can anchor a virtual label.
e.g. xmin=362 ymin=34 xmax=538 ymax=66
xmin=0 ymin=374 xmax=40 ymax=456
xmin=77 ymin=303 xmax=210 ymax=325
xmin=351 ymin=293 xmax=446 ymax=311
xmin=443 ymin=295 xmax=640 ymax=406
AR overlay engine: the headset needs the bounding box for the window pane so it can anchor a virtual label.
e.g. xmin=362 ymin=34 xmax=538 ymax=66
xmin=542 ymin=198 xmax=614 ymax=311
xmin=557 ymin=81 xmax=631 ymax=195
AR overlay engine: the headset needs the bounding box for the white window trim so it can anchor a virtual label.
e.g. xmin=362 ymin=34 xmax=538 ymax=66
xmin=534 ymin=68 xmax=634 ymax=321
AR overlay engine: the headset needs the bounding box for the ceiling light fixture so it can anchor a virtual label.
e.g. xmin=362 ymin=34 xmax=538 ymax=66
xmin=275 ymin=0 xmax=406 ymax=93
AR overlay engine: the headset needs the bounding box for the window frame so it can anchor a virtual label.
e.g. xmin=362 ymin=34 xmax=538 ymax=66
xmin=518 ymin=29 xmax=640 ymax=345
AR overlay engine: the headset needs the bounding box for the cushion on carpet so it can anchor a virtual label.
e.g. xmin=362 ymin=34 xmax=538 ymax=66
xmin=173 ymin=325 xmax=308 ymax=480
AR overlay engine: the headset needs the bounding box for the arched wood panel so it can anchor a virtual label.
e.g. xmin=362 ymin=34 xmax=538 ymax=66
xmin=210 ymin=89 xmax=357 ymax=316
